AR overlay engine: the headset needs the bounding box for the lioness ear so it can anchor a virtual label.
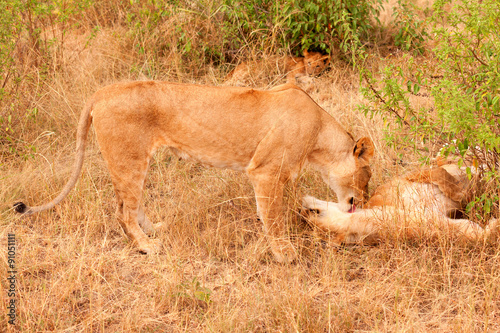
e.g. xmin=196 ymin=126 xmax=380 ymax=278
xmin=353 ymin=137 xmax=374 ymax=164
xmin=302 ymin=49 xmax=309 ymax=57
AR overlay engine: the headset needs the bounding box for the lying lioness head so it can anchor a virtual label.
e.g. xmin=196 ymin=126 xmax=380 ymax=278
xmin=226 ymin=50 xmax=330 ymax=86
xmin=285 ymin=50 xmax=330 ymax=83
xmin=14 ymin=81 xmax=373 ymax=262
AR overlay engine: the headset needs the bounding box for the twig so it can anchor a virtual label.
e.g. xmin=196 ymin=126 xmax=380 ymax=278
xmin=361 ymin=72 xmax=410 ymax=127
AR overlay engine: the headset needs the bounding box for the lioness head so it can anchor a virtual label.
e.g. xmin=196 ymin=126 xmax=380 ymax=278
xmin=327 ymin=137 xmax=374 ymax=212
xmin=303 ymin=50 xmax=330 ymax=76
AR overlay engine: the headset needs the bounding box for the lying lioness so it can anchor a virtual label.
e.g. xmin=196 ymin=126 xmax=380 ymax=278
xmin=14 ymin=81 xmax=373 ymax=262
xmin=303 ymin=164 xmax=499 ymax=244
xmin=226 ymin=50 xmax=330 ymax=85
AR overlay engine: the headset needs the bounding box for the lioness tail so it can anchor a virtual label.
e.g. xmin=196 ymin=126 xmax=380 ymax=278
xmin=14 ymin=100 xmax=94 ymax=215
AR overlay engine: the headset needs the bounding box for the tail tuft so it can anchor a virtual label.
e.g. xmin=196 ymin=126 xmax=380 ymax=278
xmin=13 ymin=202 xmax=28 ymax=214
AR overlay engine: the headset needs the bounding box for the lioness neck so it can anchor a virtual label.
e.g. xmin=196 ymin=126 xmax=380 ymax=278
xmin=307 ymin=114 xmax=355 ymax=169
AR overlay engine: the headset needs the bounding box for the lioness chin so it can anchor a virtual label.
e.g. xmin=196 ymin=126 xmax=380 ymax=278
xmin=14 ymin=81 xmax=373 ymax=263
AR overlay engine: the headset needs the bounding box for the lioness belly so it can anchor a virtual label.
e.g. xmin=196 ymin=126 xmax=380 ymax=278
xmin=168 ymin=146 xmax=248 ymax=171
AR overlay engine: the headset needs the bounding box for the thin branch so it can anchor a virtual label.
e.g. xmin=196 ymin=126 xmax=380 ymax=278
xmin=469 ymin=48 xmax=488 ymax=67
xmin=361 ymin=72 xmax=410 ymax=127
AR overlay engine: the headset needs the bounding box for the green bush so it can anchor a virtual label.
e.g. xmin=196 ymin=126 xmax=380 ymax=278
xmin=0 ymin=0 xmax=92 ymax=160
xmin=360 ymin=0 xmax=500 ymax=217
xmin=392 ymin=0 xmax=428 ymax=54
xmin=222 ymin=0 xmax=383 ymax=56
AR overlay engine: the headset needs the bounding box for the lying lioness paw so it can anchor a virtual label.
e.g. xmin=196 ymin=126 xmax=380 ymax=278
xmin=303 ymin=164 xmax=499 ymax=244
xmin=14 ymin=81 xmax=373 ymax=263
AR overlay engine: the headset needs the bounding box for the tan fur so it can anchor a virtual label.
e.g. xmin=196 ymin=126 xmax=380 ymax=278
xmin=366 ymin=164 xmax=476 ymax=217
xmin=226 ymin=50 xmax=329 ymax=86
xmin=16 ymin=81 xmax=373 ymax=263
xmin=303 ymin=165 xmax=498 ymax=244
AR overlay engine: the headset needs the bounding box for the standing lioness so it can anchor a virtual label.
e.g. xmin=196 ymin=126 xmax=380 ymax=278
xmin=15 ymin=81 xmax=373 ymax=262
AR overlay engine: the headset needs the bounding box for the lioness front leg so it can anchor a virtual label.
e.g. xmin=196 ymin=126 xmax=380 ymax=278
xmin=248 ymin=174 xmax=296 ymax=263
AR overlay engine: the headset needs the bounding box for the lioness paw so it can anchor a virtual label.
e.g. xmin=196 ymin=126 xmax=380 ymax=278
xmin=137 ymin=239 xmax=162 ymax=255
xmin=270 ymin=239 xmax=297 ymax=263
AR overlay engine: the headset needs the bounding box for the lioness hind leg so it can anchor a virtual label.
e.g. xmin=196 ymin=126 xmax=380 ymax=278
xmin=107 ymin=161 xmax=158 ymax=254
xmin=115 ymin=176 xmax=155 ymax=235
xmin=248 ymin=174 xmax=296 ymax=263
xmin=138 ymin=205 xmax=155 ymax=235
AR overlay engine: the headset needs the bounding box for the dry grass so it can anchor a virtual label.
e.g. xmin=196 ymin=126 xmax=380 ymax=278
xmin=1 ymin=1 xmax=500 ymax=331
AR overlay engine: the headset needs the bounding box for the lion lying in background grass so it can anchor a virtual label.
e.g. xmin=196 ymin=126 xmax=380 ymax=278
xmin=226 ymin=50 xmax=330 ymax=86
xmin=303 ymin=162 xmax=499 ymax=244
